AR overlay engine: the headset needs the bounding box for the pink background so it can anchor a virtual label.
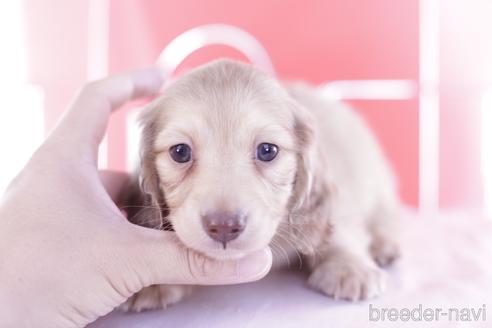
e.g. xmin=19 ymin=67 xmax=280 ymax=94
xmin=24 ymin=0 xmax=492 ymax=209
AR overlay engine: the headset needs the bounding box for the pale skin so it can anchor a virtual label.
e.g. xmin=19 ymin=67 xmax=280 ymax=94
xmin=0 ymin=69 xmax=272 ymax=328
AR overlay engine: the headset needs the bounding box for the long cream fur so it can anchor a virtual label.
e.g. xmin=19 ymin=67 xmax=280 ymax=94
xmin=120 ymin=59 xmax=400 ymax=311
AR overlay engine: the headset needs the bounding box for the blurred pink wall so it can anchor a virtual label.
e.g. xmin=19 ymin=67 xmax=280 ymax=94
xmin=24 ymin=0 xmax=89 ymax=132
xmin=107 ymin=0 xmax=420 ymax=206
xmin=24 ymin=0 xmax=492 ymax=209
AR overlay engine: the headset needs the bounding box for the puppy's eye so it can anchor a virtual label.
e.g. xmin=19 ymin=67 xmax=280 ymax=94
xmin=256 ymin=143 xmax=278 ymax=162
xmin=169 ymin=144 xmax=192 ymax=163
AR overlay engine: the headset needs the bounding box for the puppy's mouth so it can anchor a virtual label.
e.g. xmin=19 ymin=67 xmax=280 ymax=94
xmin=190 ymin=237 xmax=263 ymax=261
xmin=182 ymin=236 xmax=268 ymax=261
xmin=199 ymin=247 xmax=250 ymax=261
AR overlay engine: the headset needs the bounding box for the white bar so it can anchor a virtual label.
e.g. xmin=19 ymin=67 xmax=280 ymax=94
xmin=87 ymin=0 xmax=110 ymax=169
xmin=0 ymin=3 xmax=46 ymax=194
xmin=87 ymin=0 xmax=109 ymax=81
xmin=0 ymin=86 xmax=45 ymax=195
xmin=319 ymin=80 xmax=417 ymax=100
xmin=0 ymin=2 xmax=27 ymax=84
xmin=156 ymin=24 xmax=275 ymax=81
xmin=419 ymin=0 xmax=440 ymax=214
xmin=481 ymin=89 xmax=492 ymax=218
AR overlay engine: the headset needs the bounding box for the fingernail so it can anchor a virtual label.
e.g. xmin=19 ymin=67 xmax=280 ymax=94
xmin=237 ymin=247 xmax=272 ymax=281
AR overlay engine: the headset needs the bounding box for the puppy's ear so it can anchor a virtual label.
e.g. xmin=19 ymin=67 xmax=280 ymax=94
xmin=129 ymin=102 xmax=169 ymax=229
xmin=138 ymin=150 xmax=167 ymax=228
xmin=286 ymin=100 xmax=335 ymax=254
xmin=289 ymin=101 xmax=316 ymax=213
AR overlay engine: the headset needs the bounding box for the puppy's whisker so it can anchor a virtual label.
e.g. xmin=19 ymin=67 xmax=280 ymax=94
xmin=279 ymin=223 xmax=319 ymax=263
xmin=277 ymin=224 xmax=301 ymax=243
xmin=290 ymin=226 xmax=316 ymax=254
xmin=269 ymin=243 xmax=288 ymax=267
xmin=274 ymin=229 xmax=304 ymax=271
xmin=278 ymin=224 xmax=312 ymax=253
xmin=133 ymin=217 xmax=165 ymax=229
xmin=269 ymin=240 xmax=290 ymax=268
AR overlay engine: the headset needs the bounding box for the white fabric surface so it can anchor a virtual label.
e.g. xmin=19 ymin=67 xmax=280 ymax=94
xmin=90 ymin=211 xmax=492 ymax=328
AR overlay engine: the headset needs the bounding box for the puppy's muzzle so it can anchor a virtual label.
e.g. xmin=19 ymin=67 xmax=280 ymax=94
xmin=202 ymin=211 xmax=247 ymax=249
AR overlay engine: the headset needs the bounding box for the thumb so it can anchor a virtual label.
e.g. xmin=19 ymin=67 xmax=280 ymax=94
xmin=125 ymin=225 xmax=273 ymax=287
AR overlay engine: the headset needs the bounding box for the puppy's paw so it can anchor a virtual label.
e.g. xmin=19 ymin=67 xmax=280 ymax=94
xmin=119 ymin=285 xmax=192 ymax=312
xmin=308 ymin=258 xmax=386 ymax=301
xmin=370 ymin=234 xmax=401 ymax=268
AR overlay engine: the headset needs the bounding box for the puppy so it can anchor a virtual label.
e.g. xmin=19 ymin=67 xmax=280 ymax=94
xmin=119 ymin=59 xmax=400 ymax=312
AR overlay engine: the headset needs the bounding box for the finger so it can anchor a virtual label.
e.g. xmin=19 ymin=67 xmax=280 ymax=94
xmin=98 ymin=170 xmax=131 ymax=203
xmin=126 ymin=227 xmax=272 ymax=287
xmin=49 ymin=69 xmax=164 ymax=159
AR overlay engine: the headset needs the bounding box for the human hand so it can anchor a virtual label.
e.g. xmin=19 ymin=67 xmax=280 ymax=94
xmin=0 ymin=70 xmax=272 ymax=327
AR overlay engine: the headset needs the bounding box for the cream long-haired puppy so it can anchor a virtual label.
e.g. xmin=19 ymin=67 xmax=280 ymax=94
xmin=120 ymin=59 xmax=400 ymax=312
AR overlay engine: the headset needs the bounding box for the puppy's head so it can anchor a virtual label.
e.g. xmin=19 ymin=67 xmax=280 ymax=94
xmin=139 ymin=59 xmax=314 ymax=260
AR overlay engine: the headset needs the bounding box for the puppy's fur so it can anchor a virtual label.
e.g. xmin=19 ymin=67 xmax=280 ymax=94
xmin=120 ymin=59 xmax=400 ymax=311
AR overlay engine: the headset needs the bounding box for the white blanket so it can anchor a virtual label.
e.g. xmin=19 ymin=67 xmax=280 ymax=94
xmin=90 ymin=211 xmax=492 ymax=328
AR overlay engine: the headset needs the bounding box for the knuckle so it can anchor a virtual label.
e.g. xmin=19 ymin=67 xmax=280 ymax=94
xmin=81 ymin=81 xmax=99 ymax=94
xmin=80 ymin=80 xmax=106 ymax=99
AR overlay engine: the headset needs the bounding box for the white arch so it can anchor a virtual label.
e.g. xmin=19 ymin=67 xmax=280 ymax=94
xmin=156 ymin=24 xmax=275 ymax=80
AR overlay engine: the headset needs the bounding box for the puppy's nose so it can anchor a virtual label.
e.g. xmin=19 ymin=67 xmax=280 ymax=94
xmin=202 ymin=211 xmax=247 ymax=249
